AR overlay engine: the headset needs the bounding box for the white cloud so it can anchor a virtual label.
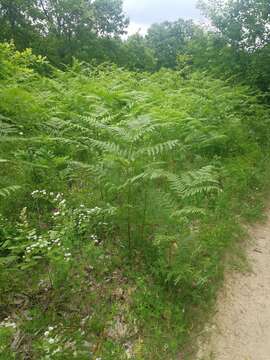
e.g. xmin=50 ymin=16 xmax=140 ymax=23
xmin=126 ymin=22 xmax=149 ymax=36
xmin=123 ymin=0 xmax=202 ymax=27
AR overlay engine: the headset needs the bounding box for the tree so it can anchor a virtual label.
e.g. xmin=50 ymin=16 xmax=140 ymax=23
xmin=92 ymin=0 xmax=129 ymax=37
xmin=0 ymin=0 xmax=129 ymax=65
xmin=122 ymin=34 xmax=156 ymax=72
xmin=146 ymin=19 xmax=198 ymax=69
xmin=0 ymin=0 xmax=41 ymax=49
xmin=199 ymin=0 xmax=270 ymax=90
xmin=199 ymin=0 xmax=270 ymax=51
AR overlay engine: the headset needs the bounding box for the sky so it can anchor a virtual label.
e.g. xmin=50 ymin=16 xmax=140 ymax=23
xmin=123 ymin=0 xmax=203 ymax=35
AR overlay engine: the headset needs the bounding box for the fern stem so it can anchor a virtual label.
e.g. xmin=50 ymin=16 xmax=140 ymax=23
xmin=127 ymin=181 xmax=132 ymax=253
xmin=141 ymin=181 xmax=148 ymax=243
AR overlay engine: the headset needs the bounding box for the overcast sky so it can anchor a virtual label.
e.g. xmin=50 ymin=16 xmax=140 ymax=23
xmin=123 ymin=0 xmax=203 ymax=35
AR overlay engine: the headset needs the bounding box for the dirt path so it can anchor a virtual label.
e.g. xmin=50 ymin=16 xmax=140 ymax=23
xmin=195 ymin=213 xmax=270 ymax=360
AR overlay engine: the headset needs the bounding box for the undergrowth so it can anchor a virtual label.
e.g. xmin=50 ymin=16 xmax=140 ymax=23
xmin=1 ymin=43 xmax=270 ymax=359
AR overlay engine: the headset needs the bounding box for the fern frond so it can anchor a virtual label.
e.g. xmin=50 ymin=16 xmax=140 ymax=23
xmin=166 ymin=166 xmax=220 ymax=199
xmin=0 ymin=120 xmax=18 ymax=136
xmin=126 ymin=116 xmax=169 ymax=143
xmin=138 ymin=140 xmax=180 ymax=158
xmin=0 ymin=185 xmax=21 ymax=198
xmin=44 ymin=136 xmax=88 ymax=149
xmin=88 ymin=139 xmax=133 ymax=159
xmin=156 ymin=191 xmax=178 ymax=213
xmin=66 ymin=121 xmax=93 ymax=136
xmin=48 ymin=118 xmax=94 ymax=138
xmin=67 ymin=160 xmax=110 ymax=185
xmin=171 ymin=207 xmax=206 ymax=218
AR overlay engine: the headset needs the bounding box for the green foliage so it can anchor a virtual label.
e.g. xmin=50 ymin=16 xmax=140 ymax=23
xmin=0 ymin=42 xmax=47 ymax=79
xmin=0 ymin=185 xmax=21 ymax=198
xmin=197 ymin=0 xmax=270 ymax=90
xmin=1 ymin=0 xmax=269 ymax=93
xmin=0 ymin=0 xmax=129 ymax=65
xmin=122 ymin=34 xmax=157 ymax=72
xmin=1 ymin=44 xmax=270 ymax=358
xmin=199 ymin=0 xmax=270 ymax=50
xmin=146 ymin=19 xmax=198 ymax=69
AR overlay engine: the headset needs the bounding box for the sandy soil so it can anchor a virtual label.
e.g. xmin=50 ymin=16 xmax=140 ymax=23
xmin=195 ymin=214 xmax=270 ymax=360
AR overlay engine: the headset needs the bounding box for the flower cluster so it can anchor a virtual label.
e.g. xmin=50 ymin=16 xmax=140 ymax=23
xmin=24 ymin=233 xmax=61 ymax=256
xmin=90 ymin=234 xmax=99 ymax=245
xmin=75 ymin=205 xmax=101 ymax=225
xmin=64 ymin=251 xmax=72 ymax=261
xmin=73 ymin=206 xmax=104 ymax=244
xmin=22 ymin=189 xmax=116 ymax=265
xmin=73 ymin=204 xmax=116 ymax=244
xmin=0 ymin=317 xmax=16 ymax=330
xmin=23 ymin=231 xmax=72 ymax=264
xmin=43 ymin=325 xmax=62 ymax=357
xmin=26 ymin=190 xmax=72 ymax=261
xmin=40 ymin=324 xmax=92 ymax=359
xmin=31 ymin=190 xmax=67 ymax=217
xmin=31 ymin=189 xmax=47 ymax=197
xmin=19 ymin=207 xmax=29 ymax=229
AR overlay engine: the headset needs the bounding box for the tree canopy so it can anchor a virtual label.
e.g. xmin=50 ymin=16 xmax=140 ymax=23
xmin=0 ymin=0 xmax=129 ymax=64
xmin=0 ymin=0 xmax=269 ymax=89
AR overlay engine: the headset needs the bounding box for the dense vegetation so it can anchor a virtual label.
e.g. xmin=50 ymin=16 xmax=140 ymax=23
xmin=1 ymin=1 xmax=269 ymax=90
xmin=0 ymin=0 xmax=270 ymax=359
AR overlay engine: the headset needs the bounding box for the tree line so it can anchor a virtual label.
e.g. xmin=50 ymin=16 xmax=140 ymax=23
xmin=0 ymin=0 xmax=269 ymax=89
